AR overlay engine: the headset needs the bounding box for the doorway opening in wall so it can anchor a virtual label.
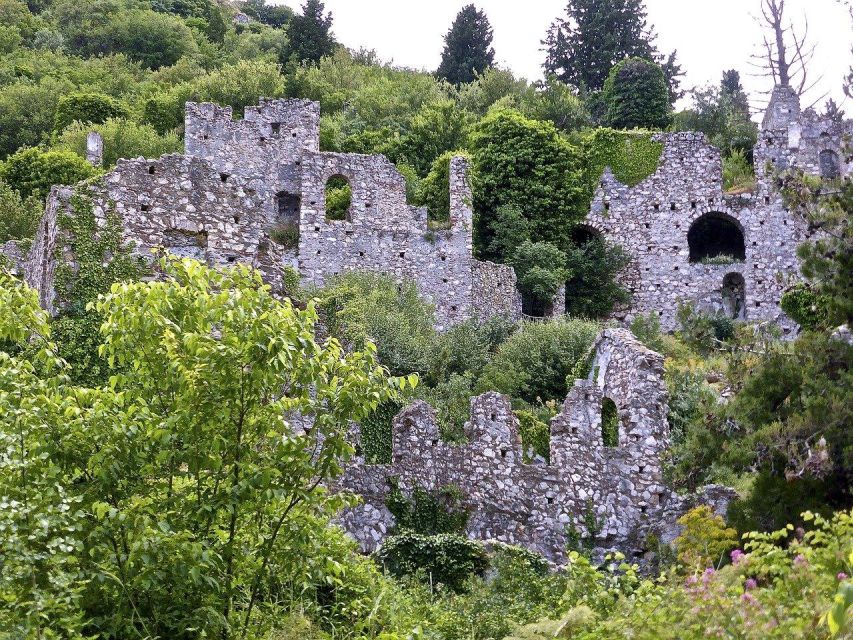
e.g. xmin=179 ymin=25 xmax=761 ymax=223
xmin=721 ymin=272 xmax=746 ymax=320
xmin=521 ymin=293 xmax=552 ymax=319
xmin=687 ymin=212 xmax=745 ymax=263
xmin=269 ymin=191 xmax=301 ymax=249
xmin=819 ymin=149 xmax=841 ymax=181
xmin=325 ymin=175 xmax=352 ymax=221
xmin=601 ymin=397 xmax=619 ymax=447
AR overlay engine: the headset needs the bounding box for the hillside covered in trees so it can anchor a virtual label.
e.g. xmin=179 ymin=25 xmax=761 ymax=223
xmin=0 ymin=0 xmax=852 ymax=638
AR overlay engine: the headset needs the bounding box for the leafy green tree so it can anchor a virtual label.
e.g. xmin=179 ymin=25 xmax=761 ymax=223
xmin=468 ymin=109 xmax=588 ymax=258
xmin=509 ymin=240 xmax=569 ymax=316
xmin=0 ymin=147 xmax=97 ymax=200
xmin=242 ymin=0 xmax=293 ymax=27
xmin=0 ymin=77 xmax=73 ymax=159
xmin=284 ymin=0 xmax=336 ymax=64
xmin=203 ymin=1 xmax=227 ymax=43
xmin=602 ymin=57 xmax=670 ymax=130
xmin=53 ymin=92 xmax=128 ymax=133
xmin=674 ymin=71 xmax=757 ymax=159
xmin=436 ymin=4 xmax=495 ymax=86
xmin=394 ymin=100 xmax=474 ymax=177
xmin=478 ymin=318 xmax=599 ymax=404
xmin=0 ymin=258 xmax=407 ymax=638
xmin=54 ymin=118 xmax=182 ymax=169
xmin=486 ymin=204 xmax=530 ymax=262
xmin=544 ymin=0 xmax=646 ymax=90
xmin=564 ymin=236 xmax=631 ymax=318
xmin=526 ymin=76 xmax=590 ymax=132
xmin=0 ymin=179 xmax=42 ymax=242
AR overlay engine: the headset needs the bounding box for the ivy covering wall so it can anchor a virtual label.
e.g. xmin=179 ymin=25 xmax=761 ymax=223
xmin=583 ymin=128 xmax=664 ymax=190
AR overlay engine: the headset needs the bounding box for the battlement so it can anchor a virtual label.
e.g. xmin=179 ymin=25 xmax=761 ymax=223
xmin=334 ymin=328 xmax=725 ymax=562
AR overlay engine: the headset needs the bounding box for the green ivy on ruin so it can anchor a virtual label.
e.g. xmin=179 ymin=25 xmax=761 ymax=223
xmin=583 ymin=128 xmax=664 ymax=190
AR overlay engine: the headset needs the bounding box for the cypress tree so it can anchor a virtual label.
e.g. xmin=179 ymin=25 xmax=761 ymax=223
xmin=285 ymin=0 xmax=336 ymax=64
xmin=436 ymin=4 xmax=495 ymax=85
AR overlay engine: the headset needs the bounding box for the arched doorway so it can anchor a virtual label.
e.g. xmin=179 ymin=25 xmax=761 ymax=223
xmin=688 ymin=213 xmax=745 ymax=263
xmin=819 ymin=149 xmax=841 ymax=180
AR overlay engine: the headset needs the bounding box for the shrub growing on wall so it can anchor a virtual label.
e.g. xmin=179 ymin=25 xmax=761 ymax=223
xmin=478 ymin=318 xmax=599 ymax=404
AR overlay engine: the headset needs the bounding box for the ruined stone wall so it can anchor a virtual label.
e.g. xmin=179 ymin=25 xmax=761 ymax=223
xmin=22 ymin=100 xmax=521 ymax=325
xmin=24 ymin=155 xmax=281 ymax=311
xmin=335 ymin=329 xmax=733 ymax=563
xmin=755 ymin=85 xmax=852 ymax=181
xmin=0 ymin=240 xmax=24 ymax=276
xmin=586 ymin=132 xmax=807 ymax=334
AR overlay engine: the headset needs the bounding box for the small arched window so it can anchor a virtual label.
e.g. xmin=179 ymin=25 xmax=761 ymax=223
xmin=687 ymin=213 xmax=745 ymax=263
xmin=819 ymin=149 xmax=841 ymax=180
xmin=325 ymin=175 xmax=352 ymax=221
xmin=601 ymin=397 xmax=619 ymax=448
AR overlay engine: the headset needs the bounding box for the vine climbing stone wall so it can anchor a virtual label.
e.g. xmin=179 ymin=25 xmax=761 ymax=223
xmin=334 ymin=328 xmax=737 ymax=563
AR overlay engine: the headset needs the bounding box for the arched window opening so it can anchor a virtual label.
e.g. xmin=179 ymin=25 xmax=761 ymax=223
xmin=270 ymin=191 xmax=300 ymax=249
xmin=601 ymin=397 xmax=619 ymax=448
xmin=721 ymin=272 xmax=746 ymax=320
xmin=687 ymin=213 xmax=745 ymax=263
xmin=325 ymin=175 xmax=352 ymax=221
xmin=819 ymin=149 xmax=841 ymax=180
xmin=570 ymin=224 xmax=603 ymax=247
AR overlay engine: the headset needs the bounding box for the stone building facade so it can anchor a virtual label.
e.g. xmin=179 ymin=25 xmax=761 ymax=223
xmin=16 ymin=98 xmax=520 ymax=326
xmin=335 ymin=329 xmax=736 ymax=563
xmin=584 ymin=86 xmax=850 ymax=334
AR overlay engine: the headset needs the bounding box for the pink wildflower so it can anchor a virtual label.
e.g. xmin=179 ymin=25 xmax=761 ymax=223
xmin=744 ymin=578 xmax=757 ymax=590
xmin=741 ymin=592 xmax=758 ymax=605
xmin=730 ymin=549 xmax=745 ymax=564
xmin=793 ymin=554 xmax=808 ymax=568
xmin=838 ymin=572 xmax=849 ymax=581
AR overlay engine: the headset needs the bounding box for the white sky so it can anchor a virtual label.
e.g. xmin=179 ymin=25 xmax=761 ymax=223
xmin=276 ymin=0 xmax=852 ymax=113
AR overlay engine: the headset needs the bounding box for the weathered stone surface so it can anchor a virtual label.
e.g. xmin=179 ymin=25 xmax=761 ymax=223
xmin=24 ymin=98 xmax=522 ymax=327
xmin=585 ymin=87 xmax=851 ymax=336
xmin=334 ymin=329 xmax=735 ymax=563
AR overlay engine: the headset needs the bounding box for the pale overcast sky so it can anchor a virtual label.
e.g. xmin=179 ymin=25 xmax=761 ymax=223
xmin=276 ymin=0 xmax=852 ymax=113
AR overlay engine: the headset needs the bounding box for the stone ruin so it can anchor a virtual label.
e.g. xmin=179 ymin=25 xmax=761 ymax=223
xmin=335 ymin=328 xmax=736 ymax=564
xmin=12 ymin=98 xmax=519 ymax=328
xmin=584 ymin=85 xmax=851 ymax=334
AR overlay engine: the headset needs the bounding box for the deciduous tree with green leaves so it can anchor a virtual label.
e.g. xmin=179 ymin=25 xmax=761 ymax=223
xmin=0 ymin=257 xmax=411 ymax=638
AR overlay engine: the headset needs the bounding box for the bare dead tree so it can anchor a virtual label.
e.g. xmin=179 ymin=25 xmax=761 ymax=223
xmin=749 ymin=0 xmax=824 ymax=105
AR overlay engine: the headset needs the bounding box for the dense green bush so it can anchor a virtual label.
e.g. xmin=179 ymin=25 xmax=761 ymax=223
xmin=564 ymin=237 xmax=631 ymax=318
xmin=509 ymin=240 xmax=569 ymax=315
xmin=0 ymin=147 xmax=97 ymax=200
xmin=0 ymin=178 xmax=41 ymax=242
xmin=602 ymin=57 xmax=671 ymax=130
xmin=722 ymin=148 xmax=756 ymax=192
xmin=478 ymin=318 xmax=599 ymax=404
xmin=53 ymin=92 xmax=128 ymax=133
xmin=0 ymin=77 xmax=73 ymax=159
xmin=781 ymin=283 xmax=831 ymax=330
xmin=418 ymin=149 xmax=470 ymax=225
xmin=469 ymin=108 xmax=588 ymax=257
xmin=380 ymin=532 xmax=489 ymax=592
xmin=316 ymin=272 xmax=435 ymax=376
xmin=54 ymin=118 xmax=182 ymax=168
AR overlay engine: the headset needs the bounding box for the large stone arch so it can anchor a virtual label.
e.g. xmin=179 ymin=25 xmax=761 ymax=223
xmin=687 ymin=211 xmax=746 ymax=263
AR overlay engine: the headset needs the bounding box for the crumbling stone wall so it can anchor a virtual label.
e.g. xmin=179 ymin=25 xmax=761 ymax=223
xmin=586 ymin=87 xmax=850 ymax=334
xmin=0 ymin=240 xmax=24 ymax=276
xmin=335 ymin=329 xmax=734 ymax=563
xmin=22 ymin=99 xmax=521 ymax=327
xmin=24 ymin=155 xmax=272 ymax=311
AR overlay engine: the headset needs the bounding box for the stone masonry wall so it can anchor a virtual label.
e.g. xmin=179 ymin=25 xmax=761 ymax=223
xmin=585 ymin=87 xmax=850 ymax=335
xmin=22 ymin=99 xmax=522 ymax=326
xmin=586 ymin=132 xmax=807 ymax=335
xmin=335 ymin=329 xmax=734 ymax=563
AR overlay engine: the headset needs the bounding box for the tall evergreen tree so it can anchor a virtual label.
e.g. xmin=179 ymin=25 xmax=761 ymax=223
xmin=542 ymin=0 xmax=682 ymax=102
xmin=720 ymin=69 xmax=750 ymax=116
xmin=285 ymin=0 xmax=336 ymax=64
xmin=436 ymin=4 xmax=495 ymax=85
